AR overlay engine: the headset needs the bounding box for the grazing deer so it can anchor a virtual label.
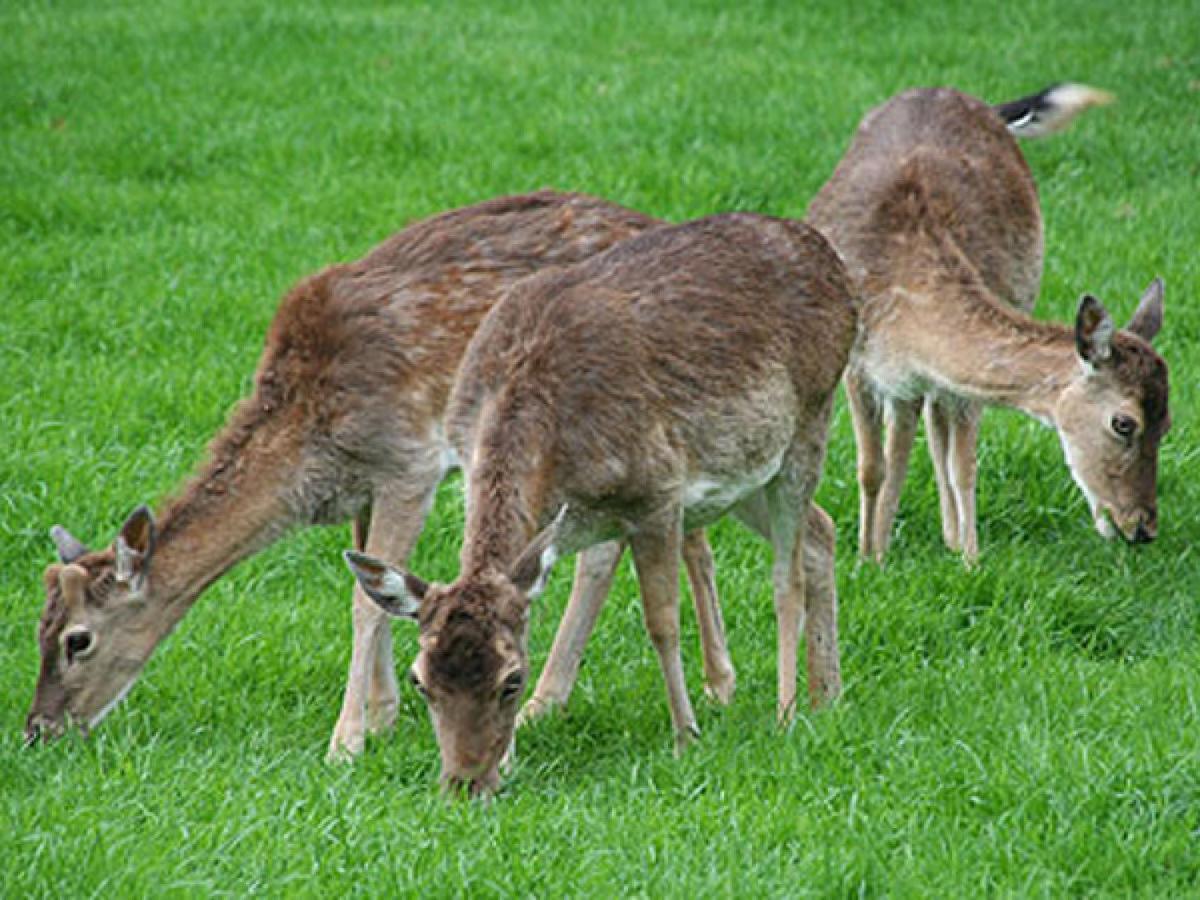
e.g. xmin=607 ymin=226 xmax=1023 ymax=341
xmin=345 ymin=213 xmax=857 ymax=796
xmin=806 ymin=85 xmax=1168 ymax=564
xmin=24 ymin=191 xmax=740 ymax=758
xmin=509 ymin=82 xmax=1129 ymax=726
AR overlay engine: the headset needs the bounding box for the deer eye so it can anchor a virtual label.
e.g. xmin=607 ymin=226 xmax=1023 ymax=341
xmin=500 ymin=672 xmax=525 ymax=702
xmin=1111 ymin=414 xmax=1138 ymax=438
xmin=64 ymin=628 xmax=95 ymax=664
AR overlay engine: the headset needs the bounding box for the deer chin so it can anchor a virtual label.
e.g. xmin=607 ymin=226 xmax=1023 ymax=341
xmin=1062 ymin=449 xmax=1121 ymax=542
xmin=80 ymin=676 xmax=140 ymax=733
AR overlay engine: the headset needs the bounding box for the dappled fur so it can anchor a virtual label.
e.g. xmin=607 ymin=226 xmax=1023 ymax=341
xmin=158 ymin=191 xmax=659 ymax=537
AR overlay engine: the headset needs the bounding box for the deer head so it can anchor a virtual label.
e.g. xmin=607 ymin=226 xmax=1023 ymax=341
xmin=24 ymin=506 xmax=162 ymax=745
xmin=1054 ymin=278 xmax=1168 ymax=543
xmin=343 ymin=519 xmax=562 ymax=798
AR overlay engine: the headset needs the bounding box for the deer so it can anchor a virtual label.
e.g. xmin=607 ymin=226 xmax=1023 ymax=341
xmin=805 ymin=84 xmax=1169 ymax=565
xmin=24 ymin=191 xmax=742 ymax=759
xmin=344 ymin=212 xmax=858 ymax=797
xmin=507 ymin=82 xmax=1151 ymax=727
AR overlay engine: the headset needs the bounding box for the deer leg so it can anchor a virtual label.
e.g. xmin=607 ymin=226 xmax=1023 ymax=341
xmin=764 ymin=481 xmax=809 ymax=724
xmin=682 ymin=529 xmax=735 ymax=705
xmin=924 ymin=397 xmax=962 ymax=552
xmin=519 ymin=540 xmax=624 ymax=726
xmin=630 ymin=510 xmax=698 ymax=754
xmin=328 ymin=477 xmax=438 ymax=762
xmin=947 ymin=404 xmax=982 ymax=566
xmin=845 ymin=371 xmax=884 ymax=560
xmin=872 ymin=398 xmax=921 ymax=562
xmin=521 ymin=528 xmax=732 ymax=728
xmin=802 ymin=504 xmax=840 ymax=707
xmin=734 ymin=496 xmax=838 ymax=711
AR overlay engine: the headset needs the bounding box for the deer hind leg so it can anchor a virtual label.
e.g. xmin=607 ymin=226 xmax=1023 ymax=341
xmin=803 ymin=504 xmax=840 ymax=707
xmin=328 ymin=476 xmax=439 ymax=762
xmin=519 ymin=540 xmax=624 ymax=726
xmin=947 ymin=403 xmax=982 ymax=566
xmin=872 ymin=397 xmax=922 ymax=562
xmin=764 ymin=479 xmax=810 ymax=724
xmin=924 ymin=397 xmax=962 ymax=552
xmin=630 ymin=509 xmax=699 ymax=754
xmin=845 ymin=371 xmax=884 ymax=560
xmin=682 ymin=530 xmax=735 ymax=705
xmin=734 ymin=495 xmax=840 ymax=714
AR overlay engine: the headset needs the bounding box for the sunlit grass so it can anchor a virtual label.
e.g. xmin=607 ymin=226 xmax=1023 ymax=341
xmin=2 ymin=0 xmax=1198 ymax=895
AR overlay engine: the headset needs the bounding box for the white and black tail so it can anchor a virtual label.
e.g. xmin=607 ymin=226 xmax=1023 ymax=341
xmin=994 ymin=83 xmax=1115 ymax=138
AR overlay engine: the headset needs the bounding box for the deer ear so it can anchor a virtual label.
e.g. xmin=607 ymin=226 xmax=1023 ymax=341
xmin=509 ymin=507 xmax=568 ymax=599
xmin=1075 ymin=294 xmax=1114 ymax=367
xmin=343 ymin=551 xmax=425 ymax=619
xmin=114 ymin=505 xmax=156 ymax=590
xmin=1125 ymin=277 xmax=1163 ymax=343
xmin=49 ymin=526 xmax=89 ymax=564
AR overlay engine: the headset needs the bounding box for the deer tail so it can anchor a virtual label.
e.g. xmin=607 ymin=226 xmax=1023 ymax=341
xmin=993 ymin=83 xmax=1115 ymax=139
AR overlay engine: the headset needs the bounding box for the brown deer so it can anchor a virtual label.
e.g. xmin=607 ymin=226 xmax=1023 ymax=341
xmin=806 ymin=85 xmax=1168 ymax=564
xmin=23 ymin=191 xmax=740 ymax=758
xmin=345 ymin=213 xmax=857 ymax=796
xmin=509 ymin=82 xmax=1139 ymax=727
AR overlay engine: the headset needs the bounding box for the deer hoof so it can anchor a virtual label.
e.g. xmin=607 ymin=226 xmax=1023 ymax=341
xmin=326 ymin=728 xmax=365 ymax=764
xmin=673 ymin=722 xmax=701 ymax=756
xmin=702 ymin=671 xmax=736 ymax=706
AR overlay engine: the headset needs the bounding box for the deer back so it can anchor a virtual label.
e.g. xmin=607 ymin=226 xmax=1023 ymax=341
xmin=448 ymin=213 xmax=858 ymax=537
xmin=807 ymin=87 xmax=1043 ymax=315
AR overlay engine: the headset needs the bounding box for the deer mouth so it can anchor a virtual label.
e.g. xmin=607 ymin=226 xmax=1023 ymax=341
xmin=1115 ymin=515 xmax=1156 ymax=545
xmin=440 ymin=753 xmax=505 ymax=800
xmin=1098 ymin=506 xmax=1156 ymax=545
xmin=22 ymin=713 xmax=70 ymax=747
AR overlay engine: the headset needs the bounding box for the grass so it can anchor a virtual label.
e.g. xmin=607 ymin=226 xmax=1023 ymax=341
xmin=2 ymin=0 xmax=1199 ymax=895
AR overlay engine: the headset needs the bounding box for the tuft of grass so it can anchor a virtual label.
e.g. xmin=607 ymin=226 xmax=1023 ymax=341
xmin=3 ymin=0 xmax=1198 ymax=895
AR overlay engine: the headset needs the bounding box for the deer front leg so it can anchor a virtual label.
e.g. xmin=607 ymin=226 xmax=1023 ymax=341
xmin=682 ymin=530 xmax=735 ymax=705
xmin=845 ymin=371 xmax=884 ymax=560
xmin=924 ymin=397 xmax=962 ymax=552
xmin=519 ymin=540 xmax=624 ymax=726
xmin=630 ymin=511 xmax=698 ymax=754
xmin=328 ymin=478 xmax=438 ymax=762
xmin=872 ymin=397 xmax=921 ymax=562
xmin=521 ymin=529 xmax=733 ymax=727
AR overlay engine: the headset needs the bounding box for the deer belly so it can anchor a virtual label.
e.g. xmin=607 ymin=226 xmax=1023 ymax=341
xmin=682 ymin=449 xmax=785 ymax=528
xmin=859 ymin=352 xmax=931 ymax=405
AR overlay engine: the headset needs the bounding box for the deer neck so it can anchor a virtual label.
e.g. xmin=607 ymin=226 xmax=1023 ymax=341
xmin=145 ymin=405 xmax=306 ymax=632
xmin=877 ymin=252 xmax=1078 ymax=424
xmin=459 ymin=402 xmax=554 ymax=578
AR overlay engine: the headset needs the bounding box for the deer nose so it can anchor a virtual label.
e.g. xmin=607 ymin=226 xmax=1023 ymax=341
xmin=23 ymin=716 xmax=45 ymax=748
xmin=1132 ymin=522 xmax=1155 ymax=544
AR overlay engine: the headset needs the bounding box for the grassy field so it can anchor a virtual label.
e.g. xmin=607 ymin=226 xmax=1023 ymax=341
xmin=2 ymin=0 xmax=1198 ymax=895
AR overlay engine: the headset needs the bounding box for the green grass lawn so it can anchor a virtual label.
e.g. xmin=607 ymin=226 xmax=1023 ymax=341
xmin=3 ymin=0 xmax=1198 ymax=895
